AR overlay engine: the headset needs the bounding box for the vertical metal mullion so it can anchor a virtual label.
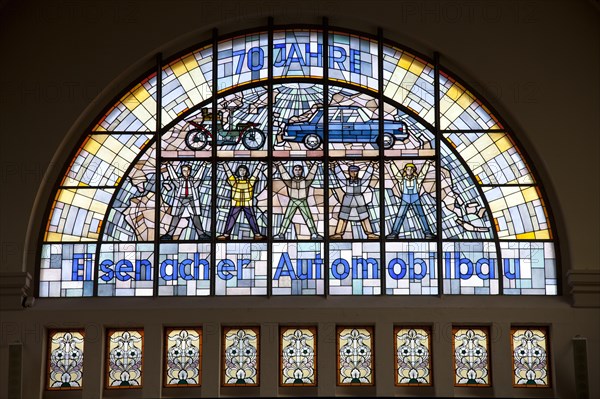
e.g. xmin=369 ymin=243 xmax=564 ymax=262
xmin=153 ymin=52 xmax=163 ymax=297
xmin=323 ymin=17 xmax=330 ymax=297
xmin=434 ymin=52 xmax=443 ymax=297
xmin=267 ymin=17 xmax=274 ymax=297
xmin=377 ymin=28 xmax=386 ymax=296
xmin=210 ymin=29 xmax=218 ymax=296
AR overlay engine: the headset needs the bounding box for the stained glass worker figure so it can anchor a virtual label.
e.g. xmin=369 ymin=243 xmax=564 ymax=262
xmin=329 ymin=161 xmax=378 ymax=239
xmin=273 ymin=161 xmax=323 ymax=240
xmin=161 ymin=163 xmax=210 ymax=240
xmin=218 ymin=163 xmax=264 ymax=240
xmin=386 ymin=160 xmax=436 ymax=239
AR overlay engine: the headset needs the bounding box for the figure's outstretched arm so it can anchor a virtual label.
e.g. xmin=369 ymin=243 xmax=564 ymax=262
xmin=305 ymin=161 xmax=318 ymax=183
xmin=417 ymin=160 xmax=433 ymax=185
xmin=166 ymin=162 xmax=179 ymax=181
xmin=275 ymin=161 xmax=291 ymax=181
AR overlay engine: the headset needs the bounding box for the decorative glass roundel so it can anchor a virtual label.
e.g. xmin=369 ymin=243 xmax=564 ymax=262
xmin=38 ymin=27 xmax=558 ymax=297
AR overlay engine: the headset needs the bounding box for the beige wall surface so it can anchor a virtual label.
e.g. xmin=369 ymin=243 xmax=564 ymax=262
xmin=0 ymin=0 xmax=598 ymax=398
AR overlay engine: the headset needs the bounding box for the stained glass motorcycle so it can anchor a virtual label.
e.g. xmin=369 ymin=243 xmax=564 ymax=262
xmin=184 ymin=109 xmax=266 ymax=151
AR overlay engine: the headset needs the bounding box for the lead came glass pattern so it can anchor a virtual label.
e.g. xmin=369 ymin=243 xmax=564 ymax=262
xmin=280 ymin=327 xmax=317 ymax=386
xmin=106 ymin=329 xmax=143 ymax=389
xmin=337 ymin=327 xmax=374 ymax=385
xmin=62 ymin=134 xmax=152 ymax=187
xmin=164 ymin=328 xmax=202 ymax=387
xmin=94 ymin=73 xmax=157 ymax=132
xmin=161 ymin=45 xmax=213 ymax=127
xmin=382 ymin=45 xmax=435 ymax=125
xmin=40 ymin=27 xmax=559 ymax=298
xmin=501 ymin=242 xmax=557 ymax=295
xmin=222 ymin=327 xmax=260 ymax=386
xmin=394 ymin=327 xmax=432 ymax=386
xmin=39 ymin=243 xmax=95 ymax=297
xmin=453 ymin=327 xmax=491 ymax=386
xmin=511 ymin=327 xmax=550 ymax=387
xmin=273 ymin=30 xmax=324 ymax=79
xmin=439 ymin=72 xmax=502 ymax=131
xmin=218 ymin=33 xmax=269 ymax=91
xmin=47 ymin=330 xmax=85 ymax=390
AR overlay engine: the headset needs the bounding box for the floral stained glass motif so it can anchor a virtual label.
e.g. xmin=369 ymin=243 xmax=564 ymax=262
xmin=106 ymin=329 xmax=144 ymax=388
xmin=337 ymin=327 xmax=374 ymax=385
xmin=47 ymin=330 xmax=84 ymax=390
xmin=511 ymin=327 xmax=550 ymax=387
xmin=280 ymin=327 xmax=317 ymax=386
xmin=394 ymin=327 xmax=432 ymax=386
xmin=222 ymin=327 xmax=259 ymax=386
xmin=164 ymin=328 xmax=202 ymax=387
xmin=453 ymin=327 xmax=491 ymax=386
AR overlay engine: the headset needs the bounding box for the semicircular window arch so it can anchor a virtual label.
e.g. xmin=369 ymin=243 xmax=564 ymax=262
xmin=38 ymin=25 xmax=558 ymax=298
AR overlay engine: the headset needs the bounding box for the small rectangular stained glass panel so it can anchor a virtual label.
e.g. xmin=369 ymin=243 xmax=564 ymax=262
xmin=511 ymin=327 xmax=550 ymax=387
xmin=47 ymin=330 xmax=84 ymax=390
xmin=394 ymin=327 xmax=432 ymax=386
xmin=280 ymin=327 xmax=317 ymax=386
xmin=337 ymin=326 xmax=374 ymax=385
xmin=452 ymin=327 xmax=490 ymax=386
xmin=106 ymin=329 xmax=144 ymax=389
xmin=164 ymin=328 xmax=202 ymax=387
xmin=222 ymin=327 xmax=259 ymax=386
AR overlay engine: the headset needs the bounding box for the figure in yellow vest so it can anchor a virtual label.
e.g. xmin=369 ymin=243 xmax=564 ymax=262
xmin=218 ymin=163 xmax=264 ymax=239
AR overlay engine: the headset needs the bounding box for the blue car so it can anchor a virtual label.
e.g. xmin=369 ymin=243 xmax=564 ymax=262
xmin=282 ymin=106 xmax=408 ymax=149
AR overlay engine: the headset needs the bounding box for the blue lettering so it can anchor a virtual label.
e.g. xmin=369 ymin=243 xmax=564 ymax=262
xmin=115 ymin=259 xmax=133 ymax=281
xmin=71 ymin=254 xmax=84 ymax=281
xmin=305 ymin=43 xmax=323 ymax=67
xmin=387 ymin=258 xmax=407 ymax=280
xmin=475 ymin=258 xmax=495 ymax=279
xmin=331 ymin=258 xmax=350 ymax=279
xmin=160 ymin=259 xmax=176 ymax=281
xmin=135 ymin=259 xmax=151 ymax=281
xmin=217 ymin=259 xmax=235 ymax=280
xmin=285 ymin=43 xmax=305 ymax=66
xmin=179 ymin=259 xmax=194 ymax=281
xmin=455 ymin=252 xmax=474 ymax=280
xmin=314 ymin=254 xmax=323 ymax=279
xmin=504 ymin=258 xmax=521 ymax=279
xmin=194 ymin=253 xmax=210 ymax=280
xmin=352 ymin=258 xmax=378 ymax=279
xmin=233 ymin=49 xmax=246 ymax=74
xmin=349 ymin=49 xmax=361 ymax=73
xmin=273 ymin=43 xmax=286 ymax=67
xmin=274 ymin=252 xmax=297 ymax=280
xmin=247 ymin=47 xmax=264 ymax=71
xmin=100 ymin=259 xmax=114 ymax=282
xmin=429 ymin=252 xmax=436 ymax=278
xmin=329 ymin=45 xmax=346 ymax=69
xmin=408 ymin=253 xmax=426 ymax=280
xmin=237 ymin=259 xmax=251 ymax=279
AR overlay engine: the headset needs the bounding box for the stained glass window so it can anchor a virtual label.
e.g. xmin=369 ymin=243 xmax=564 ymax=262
xmin=452 ymin=326 xmax=491 ymax=386
xmin=46 ymin=330 xmax=84 ymax=390
xmin=511 ymin=327 xmax=551 ymax=388
xmin=280 ymin=327 xmax=317 ymax=386
xmin=222 ymin=327 xmax=260 ymax=386
xmin=337 ymin=326 xmax=374 ymax=385
xmin=394 ymin=327 xmax=432 ymax=386
xmin=106 ymin=329 xmax=144 ymax=389
xmin=39 ymin=25 xmax=559 ymax=299
xmin=164 ymin=328 xmax=202 ymax=387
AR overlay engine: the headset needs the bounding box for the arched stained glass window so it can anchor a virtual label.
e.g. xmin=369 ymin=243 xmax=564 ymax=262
xmin=37 ymin=24 xmax=558 ymax=298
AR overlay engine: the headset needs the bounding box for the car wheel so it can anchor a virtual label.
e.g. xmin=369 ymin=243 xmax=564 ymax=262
xmin=382 ymin=132 xmax=395 ymax=149
xmin=185 ymin=128 xmax=209 ymax=150
xmin=303 ymin=133 xmax=322 ymax=150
